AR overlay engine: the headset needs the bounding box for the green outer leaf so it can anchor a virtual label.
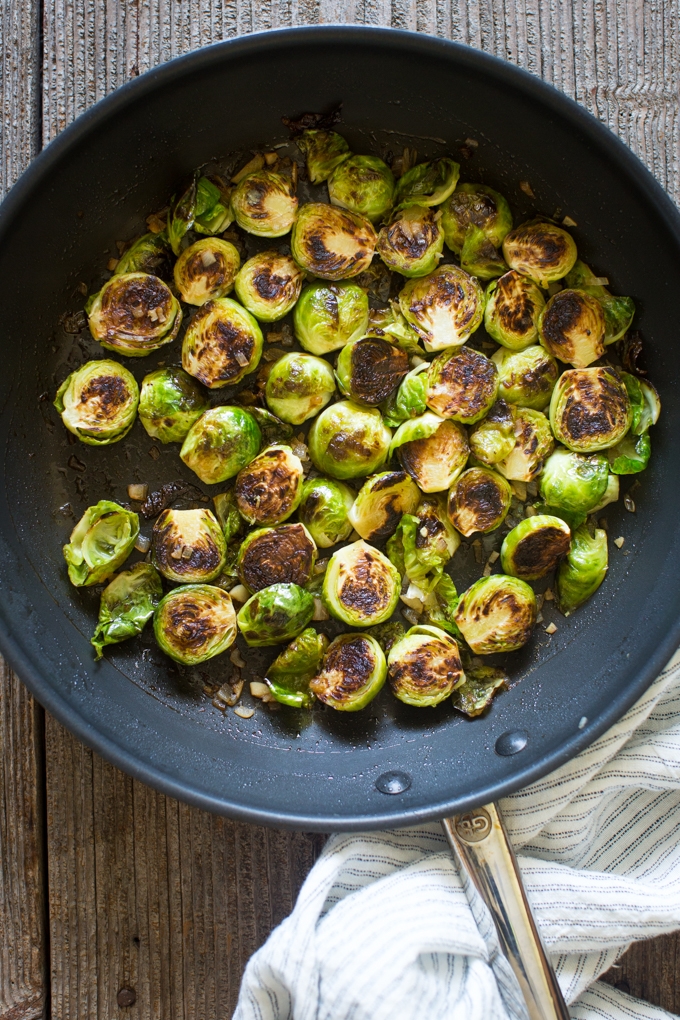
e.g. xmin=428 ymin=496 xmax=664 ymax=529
xmin=213 ymin=490 xmax=244 ymax=544
xmin=237 ymin=583 xmax=315 ymax=647
xmin=63 ymin=501 xmax=139 ymax=587
xmin=395 ymin=157 xmax=460 ymax=208
xmin=91 ymin=563 xmax=163 ymax=660
xmin=386 ymin=501 xmax=459 ymax=595
xmin=421 ymin=573 xmax=462 ymax=638
xmin=382 ymin=363 xmax=429 ymax=427
xmin=265 ymin=628 xmax=328 ymax=708
xmin=556 ymin=523 xmax=608 ymax=615
xmin=460 ymin=225 xmax=508 ymax=280
xmin=389 ymin=411 xmax=444 ymax=456
xmin=564 ymin=259 xmax=634 ymax=343
xmin=168 ymin=175 xmax=198 ymax=255
xmin=452 ymin=665 xmax=507 ymax=717
xmin=607 ymin=432 xmax=651 ymax=474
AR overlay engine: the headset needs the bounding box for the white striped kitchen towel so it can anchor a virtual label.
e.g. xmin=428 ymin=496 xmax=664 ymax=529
xmin=235 ymin=650 xmax=680 ymax=1020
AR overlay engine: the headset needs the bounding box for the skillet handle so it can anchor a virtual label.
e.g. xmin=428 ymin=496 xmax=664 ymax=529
xmin=442 ymin=803 xmax=570 ymax=1020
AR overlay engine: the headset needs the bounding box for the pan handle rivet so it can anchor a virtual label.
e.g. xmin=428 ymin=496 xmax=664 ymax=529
xmin=495 ymin=730 xmax=528 ymax=756
xmin=375 ymin=770 xmax=411 ymax=794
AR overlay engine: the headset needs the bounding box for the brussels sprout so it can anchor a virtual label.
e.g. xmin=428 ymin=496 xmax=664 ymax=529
xmin=556 ymin=522 xmax=608 ymax=615
xmin=151 ymin=508 xmax=226 ymax=584
xmin=607 ymin=431 xmax=651 ymax=474
xmin=63 ymin=501 xmax=139 ymax=587
xmin=167 ymin=175 xmax=233 ymax=254
xmin=54 ymin=360 xmax=138 ymax=446
xmin=484 ymin=271 xmax=546 ymax=351
xmin=426 ymin=346 xmax=498 ymax=424
xmin=231 ymin=169 xmax=298 ymax=238
xmin=91 ymin=562 xmax=163 ymax=660
xmin=180 ymin=406 xmax=262 ymax=484
xmin=459 ymin=226 xmax=508 ymax=280
xmin=367 ymin=302 xmax=425 ymax=356
xmin=447 ymin=467 xmax=512 ymax=537
xmin=381 ymin=363 xmax=429 ymax=427
xmin=539 ymin=447 xmax=609 ymax=515
xmin=293 ymin=280 xmax=369 ymax=355
xmin=386 ymin=497 xmax=460 ymax=594
xmin=323 ymin=540 xmax=400 ymax=626
xmin=348 ymin=470 xmax=420 ymax=541
xmin=328 ymin=154 xmax=395 ymax=222
xmin=212 ymin=490 xmax=243 ymax=543
xmin=620 ymin=372 xmax=661 ymax=436
xmin=296 ymin=129 xmax=351 ymax=184
xmin=114 ymin=233 xmax=173 ymax=280
xmin=264 ymin=352 xmax=335 ymax=426
xmin=309 ymin=633 xmax=387 ymax=711
xmin=182 ymin=297 xmax=263 ymax=389
xmin=237 ymin=523 xmax=317 ymax=592
xmin=392 ymin=414 xmax=469 ymax=493
xmin=308 ymin=400 xmax=391 ymax=480
xmin=441 ymin=183 xmax=513 ymax=253
xmin=237 ymin=582 xmax=314 ymax=647
xmin=173 ymin=238 xmax=240 ymax=306
xmin=421 ymin=573 xmax=461 ymax=636
xmin=298 ymin=477 xmax=355 ymax=548
xmin=565 ymin=260 xmax=635 ymax=344
xmin=549 ymin=367 xmax=632 ymax=453
xmin=452 ymin=664 xmax=508 ymax=717
xmin=138 ymin=368 xmax=209 ymax=444
xmin=265 ymin=628 xmax=329 ymax=709
xmin=590 ymin=473 xmax=620 ymax=513
xmin=376 ymin=205 xmax=444 ymax=277
xmin=88 ymin=272 xmax=182 ymax=357
xmin=502 ymin=221 xmax=578 ymax=287
xmin=538 ymin=289 xmax=606 ymax=368
xmin=154 ymin=584 xmax=237 ymax=663
xmin=234 ymin=251 xmax=303 ymax=322
xmin=336 ymin=337 xmax=409 ymax=406
xmin=247 ymin=405 xmax=295 ymax=446
xmin=501 ymin=514 xmax=571 ymax=580
xmin=492 ymin=344 xmax=559 ymax=411
xmin=454 ymin=574 xmax=537 ymax=654
xmin=468 ymin=401 xmax=516 ymax=465
xmin=399 ymin=265 xmax=484 ymax=352
xmin=387 ymin=624 xmax=464 ymax=707
xmin=496 ymin=407 xmax=555 ymax=482
xmin=394 ymin=157 xmax=460 ymax=209
xmin=291 ymin=203 xmax=377 ymax=281
xmin=233 ymin=444 xmax=304 ymax=527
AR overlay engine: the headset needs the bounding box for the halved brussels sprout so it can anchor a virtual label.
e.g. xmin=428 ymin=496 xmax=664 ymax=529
xmin=234 ymin=445 xmax=304 ymax=526
xmin=212 ymin=489 xmax=243 ymax=543
xmin=297 ymin=477 xmax=355 ymax=548
xmin=180 ymin=406 xmax=262 ymax=484
xmin=234 ymin=251 xmax=303 ymax=322
xmin=63 ymin=501 xmax=139 ymax=587
xmin=376 ymin=205 xmax=444 ymax=277
xmin=388 ymin=624 xmax=464 ymax=707
xmin=348 ymin=470 xmax=420 ymax=541
xmin=154 ymin=584 xmax=237 ymax=664
xmin=265 ymin=628 xmax=329 ymax=709
xmin=114 ymin=233 xmax=173 ymax=280
xmin=539 ymin=447 xmax=609 ymax=515
xmin=492 ymin=344 xmax=559 ymax=411
xmin=556 ymin=522 xmax=608 ymax=615
xmin=484 ymin=271 xmax=546 ymax=351
xmin=151 ymin=508 xmax=226 ymax=584
xmin=91 ymin=562 xmax=163 ymax=660
xmin=138 ymin=367 xmax=209 ymax=444
xmin=426 ymin=346 xmax=498 ymax=424
xmin=468 ymin=401 xmax=516 ymax=465
xmin=392 ymin=414 xmax=469 ymax=493
xmin=496 ymin=407 xmax=555 ymax=482
xmin=459 ymin=226 xmax=508 ymax=280
xmin=447 ymin=467 xmax=512 ymax=537
xmin=231 ymin=169 xmax=298 ymax=237
xmin=386 ymin=497 xmax=460 ymax=594
xmin=310 ymin=633 xmax=387 ymax=711
xmin=607 ymin=431 xmax=651 ymax=474
xmin=441 ymin=183 xmax=513 ymax=253
xmin=565 ymin=260 xmax=635 ymax=344
xmin=454 ymin=574 xmax=537 ymax=654
xmin=237 ymin=523 xmax=317 ymax=592
xmin=335 ymin=337 xmax=409 ymax=406
xmin=328 ymin=154 xmax=395 ymax=222
xmin=323 ymin=540 xmax=401 ymax=626
xmin=296 ymin=129 xmax=351 ymax=183
xmin=182 ymin=297 xmax=263 ymax=389
xmin=399 ymin=265 xmax=484 ymax=352
xmin=620 ymin=372 xmax=661 ymax=436
xmin=452 ymin=663 xmax=508 ymax=717
xmin=308 ymin=400 xmax=391 ymax=480
xmin=54 ymin=360 xmax=138 ymax=446
xmin=237 ymin=582 xmax=315 ymax=647
xmin=264 ymin=352 xmax=336 ymax=425
xmin=291 ymin=203 xmax=377 ymax=280
xmin=394 ymin=157 xmax=460 ymax=208
xmin=538 ymin=289 xmax=606 ymax=368
xmin=501 ymin=514 xmax=571 ymax=581
xmin=502 ymin=221 xmax=578 ymax=287
xmin=88 ymin=272 xmax=182 ymax=356
xmin=381 ymin=363 xmax=429 ymax=427
xmin=167 ymin=175 xmax=233 ymax=254
xmin=173 ymin=238 xmax=241 ymax=306
xmin=293 ymin=280 xmax=369 ymax=356
xmin=549 ymin=367 xmax=632 ymax=452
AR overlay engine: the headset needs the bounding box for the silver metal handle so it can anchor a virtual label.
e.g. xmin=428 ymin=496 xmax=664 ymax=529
xmin=443 ymin=803 xmax=570 ymax=1020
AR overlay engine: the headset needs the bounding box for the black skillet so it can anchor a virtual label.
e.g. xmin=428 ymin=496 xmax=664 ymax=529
xmin=0 ymin=26 xmax=679 ymax=832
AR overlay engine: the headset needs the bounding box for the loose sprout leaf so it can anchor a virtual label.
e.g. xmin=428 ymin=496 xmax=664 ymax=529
xmin=167 ymin=175 xmax=198 ymax=255
xmin=91 ymin=563 xmax=163 ymax=659
xmin=246 ymin=405 xmax=294 ymax=445
xmin=387 ymin=498 xmax=460 ymax=594
xmin=295 ymin=129 xmax=351 ymax=184
xmin=607 ymin=431 xmax=651 ymax=474
xmin=395 ymin=157 xmax=460 ymax=209
xmin=452 ymin=665 xmax=508 ymax=717
xmin=63 ymin=501 xmax=140 ymax=587
xmin=565 ymin=260 xmax=635 ymax=344
xmin=114 ymin=233 xmax=173 ymax=280
xmin=265 ymin=628 xmax=328 ymax=708
xmin=382 ymin=363 xmax=429 ymax=427
xmin=368 ymin=620 xmax=406 ymax=655
xmin=213 ymin=490 xmax=244 ymax=545
xmin=283 ymin=105 xmax=343 ymax=136
xmin=421 ymin=573 xmax=462 ymax=637
xmin=556 ymin=522 xmax=608 ymax=615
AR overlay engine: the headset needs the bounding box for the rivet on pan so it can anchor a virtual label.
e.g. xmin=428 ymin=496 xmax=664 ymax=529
xmin=375 ymin=770 xmax=412 ymax=794
xmin=495 ymin=730 xmax=528 ymax=756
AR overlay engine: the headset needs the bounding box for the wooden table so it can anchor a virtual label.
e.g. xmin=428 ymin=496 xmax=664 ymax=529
xmin=1 ymin=2 xmax=679 ymax=1016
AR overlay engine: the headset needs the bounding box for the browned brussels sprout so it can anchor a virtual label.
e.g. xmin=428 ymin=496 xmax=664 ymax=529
xmin=231 ymin=168 xmax=298 ymax=237
xmin=484 ymin=270 xmax=546 ymax=350
xmin=154 ymin=585 xmax=237 ymax=664
xmin=392 ymin=413 xmax=469 ymax=493
xmin=501 ymin=514 xmax=571 ymax=581
xmin=388 ymin=624 xmax=464 ymax=707
xmin=454 ymin=574 xmax=537 ymax=654
xmin=502 ymin=220 xmax=578 ymax=287
xmin=310 ymin=633 xmax=387 ymax=711
xmin=182 ymin=298 xmax=263 ymax=389
xmin=308 ymin=401 xmax=391 ymax=480
xmin=234 ymin=445 xmax=304 ymax=526
xmin=180 ymin=406 xmax=262 ymax=485
xmin=173 ymin=238 xmax=241 ymax=306
xmin=447 ymin=467 xmax=512 ymax=537
xmin=328 ymin=154 xmax=395 ymax=222
xmin=394 ymin=157 xmax=460 ymax=209
xmin=152 ymin=508 xmax=227 ymax=584
xmin=399 ymin=265 xmax=484 ymax=352
xmin=323 ymin=540 xmax=401 ymax=626
xmin=441 ymin=183 xmax=513 ymax=279
xmin=237 ymin=523 xmax=317 ymax=593
xmin=291 ymin=203 xmax=377 ymax=280
xmin=138 ymin=367 xmax=209 ymax=444
xmin=376 ymin=205 xmax=444 ymax=277
xmin=297 ymin=477 xmax=355 ymax=548
xmin=265 ymin=352 xmax=336 ymax=425
xmin=492 ymin=345 xmax=559 ymax=411
xmin=565 ymin=260 xmax=635 ymax=344
xmin=468 ymin=400 xmax=516 ymax=466
xmin=426 ymin=346 xmax=498 ymax=424
xmin=114 ymin=233 xmax=173 ymax=280
xmin=335 ymin=337 xmax=409 ymax=406
xmin=234 ymin=251 xmax=303 ymax=322
xmin=496 ymin=407 xmax=555 ymax=482
xmin=549 ymin=367 xmax=632 ymax=452
xmin=294 ymin=281 xmax=369 ymax=355
xmin=237 ymin=582 xmax=314 ymax=647
xmin=538 ymin=289 xmax=606 ymax=368
xmin=88 ymin=272 xmax=182 ymax=356
xmin=54 ymin=359 xmax=139 ymax=446
xmin=348 ymin=470 xmax=420 ymax=541
xmin=296 ymin=129 xmax=351 ymax=183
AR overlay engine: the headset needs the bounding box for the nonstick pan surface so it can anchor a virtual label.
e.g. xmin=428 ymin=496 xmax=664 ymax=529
xmin=1 ymin=27 xmax=680 ymax=830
